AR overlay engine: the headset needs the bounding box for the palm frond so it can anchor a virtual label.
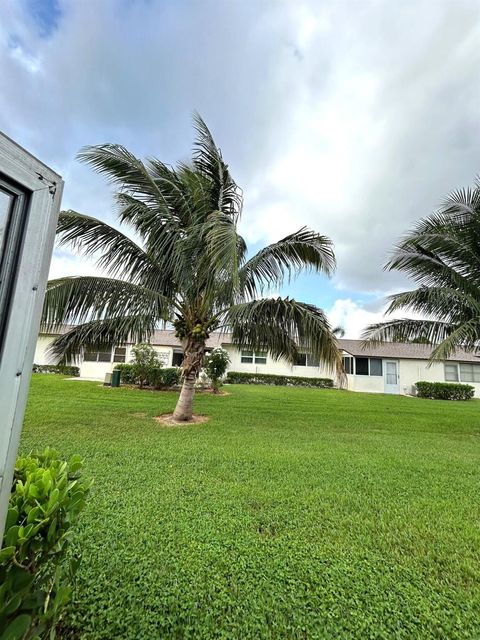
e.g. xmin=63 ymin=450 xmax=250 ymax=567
xmin=225 ymin=297 xmax=342 ymax=375
xmin=77 ymin=144 xmax=164 ymax=207
xmin=48 ymin=315 xmax=157 ymax=362
xmin=42 ymin=276 xmax=174 ymax=329
xmin=362 ymin=318 xmax=453 ymax=346
xmin=368 ymin=178 xmax=480 ymax=361
xmin=56 ymin=210 xmax=166 ymax=287
xmin=192 ymin=113 xmax=242 ymax=221
xmin=385 ymin=286 xmax=480 ymax=323
xmin=429 ymin=319 xmax=480 ymax=359
xmin=239 ymin=227 xmax=335 ymax=297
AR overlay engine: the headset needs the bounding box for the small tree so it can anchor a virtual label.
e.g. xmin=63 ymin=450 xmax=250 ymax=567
xmin=130 ymin=343 xmax=161 ymax=388
xmin=203 ymin=347 xmax=230 ymax=393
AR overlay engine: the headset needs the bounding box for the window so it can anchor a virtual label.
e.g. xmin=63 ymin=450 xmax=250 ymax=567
xmin=295 ymin=353 xmax=320 ymax=367
xmin=172 ymin=349 xmax=184 ymax=366
xmin=459 ymin=363 xmax=480 ymax=383
xmin=307 ymin=354 xmax=319 ymax=367
xmin=444 ymin=363 xmax=459 ymax=382
xmin=83 ymin=350 xmax=112 ymax=363
xmin=342 ymin=356 xmax=354 ymax=374
xmin=355 ymin=357 xmax=369 ymax=375
xmin=369 ymin=358 xmax=383 ymax=376
xmin=241 ymin=350 xmax=267 ymax=364
xmin=241 ymin=350 xmax=253 ymax=363
xmin=352 ymin=357 xmax=383 ymax=376
xmin=113 ymin=347 xmax=126 ymax=363
xmin=295 ymin=353 xmax=307 ymax=366
xmin=254 ymin=351 xmax=267 ymax=365
xmin=0 ymin=180 xmax=30 ymax=354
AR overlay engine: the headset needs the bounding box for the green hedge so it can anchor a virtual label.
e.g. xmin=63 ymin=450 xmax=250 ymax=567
xmin=114 ymin=363 xmax=181 ymax=388
xmin=225 ymin=371 xmax=334 ymax=388
xmin=415 ymin=381 xmax=475 ymax=401
xmin=113 ymin=363 xmax=137 ymax=384
xmin=0 ymin=448 xmax=91 ymax=639
xmin=33 ymin=364 xmax=80 ymax=377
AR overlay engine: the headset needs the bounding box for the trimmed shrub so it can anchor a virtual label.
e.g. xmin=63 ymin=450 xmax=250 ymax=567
xmin=113 ymin=363 xmax=136 ymax=384
xmin=113 ymin=363 xmax=181 ymax=388
xmin=415 ymin=381 xmax=474 ymax=401
xmin=32 ymin=364 xmax=80 ymax=377
xmin=226 ymin=371 xmax=334 ymax=388
xmin=0 ymin=448 xmax=91 ymax=639
xmin=159 ymin=367 xmax=181 ymax=388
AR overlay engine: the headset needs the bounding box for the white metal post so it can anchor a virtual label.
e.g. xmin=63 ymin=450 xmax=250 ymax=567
xmin=0 ymin=133 xmax=63 ymax=543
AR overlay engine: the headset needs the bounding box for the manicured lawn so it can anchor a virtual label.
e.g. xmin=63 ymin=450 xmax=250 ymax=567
xmin=21 ymin=375 xmax=480 ymax=639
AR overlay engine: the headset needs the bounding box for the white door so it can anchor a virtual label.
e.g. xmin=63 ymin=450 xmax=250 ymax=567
xmin=384 ymin=360 xmax=399 ymax=394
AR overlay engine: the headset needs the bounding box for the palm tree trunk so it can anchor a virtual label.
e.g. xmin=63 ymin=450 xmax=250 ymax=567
xmin=172 ymin=338 xmax=205 ymax=421
xmin=172 ymin=371 xmax=197 ymax=421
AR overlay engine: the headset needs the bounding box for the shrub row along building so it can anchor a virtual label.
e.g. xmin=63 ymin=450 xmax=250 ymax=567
xmin=35 ymin=327 xmax=480 ymax=397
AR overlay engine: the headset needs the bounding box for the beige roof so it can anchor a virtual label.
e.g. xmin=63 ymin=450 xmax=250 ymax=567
xmin=40 ymin=325 xmax=231 ymax=349
xmin=150 ymin=329 xmax=231 ymax=349
xmin=338 ymin=339 xmax=480 ymax=363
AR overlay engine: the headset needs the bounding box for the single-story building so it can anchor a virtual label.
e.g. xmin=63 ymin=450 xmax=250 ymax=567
xmin=34 ymin=328 xmax=480 ymax=397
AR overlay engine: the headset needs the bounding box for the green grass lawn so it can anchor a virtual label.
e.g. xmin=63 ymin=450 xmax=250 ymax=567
xmin=21 ymin=375 xmax=480 ymax=639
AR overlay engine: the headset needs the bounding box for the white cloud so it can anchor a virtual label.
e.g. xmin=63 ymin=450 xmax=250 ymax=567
xmin=47 ymin=251 xmax=106 ymax=280
xmin=1 ymin=0 xmax=479 ymax=300
xmin=327 ymin=298 xmax=385 ymax=339
xmin=327 ymin=296 xmax=428 ymax=339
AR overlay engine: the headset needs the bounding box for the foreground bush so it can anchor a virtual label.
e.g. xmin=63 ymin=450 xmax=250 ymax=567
xmin=415 ymin=381 xmax=474 ymax=400
xmin=226 ymin=371 xmax=334 ymax=388
xmin=32 ymin=364 xmax=80 ymax=377
xmin=114 ymin=363 xmax=181 ymax=388
xmin=0 ymin=448 xmax=91 ymax=639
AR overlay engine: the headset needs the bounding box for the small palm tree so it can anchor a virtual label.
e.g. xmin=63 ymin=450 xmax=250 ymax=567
xmin=44 ymin=115 xmax=342 ymax=420
xmin=363 ymin=178 xmax=480 ymax=359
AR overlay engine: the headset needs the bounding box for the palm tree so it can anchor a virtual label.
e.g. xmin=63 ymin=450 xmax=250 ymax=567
xmin=43 ymin=115 xmax=342 ymax=421
xmin=363 ymin=178 xmax=480 ymax=360
xmin=332 ymin=326 xmax=345 ymax=338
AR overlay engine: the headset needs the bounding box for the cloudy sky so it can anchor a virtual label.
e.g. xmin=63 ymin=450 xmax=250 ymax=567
xmin=1 ymin=0 xmax=479 ymax=336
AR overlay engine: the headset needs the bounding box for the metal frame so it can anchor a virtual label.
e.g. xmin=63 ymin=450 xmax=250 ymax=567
xmin=0 ymin=132 xmax=63 ymax=542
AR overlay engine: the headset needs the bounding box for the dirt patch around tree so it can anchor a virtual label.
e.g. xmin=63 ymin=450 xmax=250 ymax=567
xmin=154 ymin=413 xmax=210 ymax=426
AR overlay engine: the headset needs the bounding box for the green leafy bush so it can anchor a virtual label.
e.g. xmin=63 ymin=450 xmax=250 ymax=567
xmin=415 ymin=381 xmax=474 ymax=400
xmin=0 ymin=448 xmax=91 ymax=639
xmin=203 ymin=348 xmax=230 ymax=392
xmin=226 ymin=371 xmax=334 ymax=388
xmin=114 ymin=364 xmax=181 ymax=389
xmin=130 ymin=344 xmax=162 ymax=388
xmin=159 ymin=367 xmax=181 ymax=388
xmin=113 ymin=363 xmax=136 ymax=384
xmin=32 ymin=364 xmax=80 ymax=377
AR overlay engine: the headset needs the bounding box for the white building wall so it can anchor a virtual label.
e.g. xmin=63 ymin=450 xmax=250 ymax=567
xmin=152 ymin=346 xmax=173 ymax=366
xmin=34 ymin=334 xmax=480 ymax=396
xmin=399 ymin=359 xmax=480 ymax=398
xmin=345 ymin=374 xmax=384 ymax=393
xmin=33 ymin=336 xmax=177 ymax=380
xmin=79 ymin=345 xmax=174 ymax=380
xmin=222 ymin=344 xmax=335 ymax=379
xmin=34 ymin=335 xmax=58 ymax=364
